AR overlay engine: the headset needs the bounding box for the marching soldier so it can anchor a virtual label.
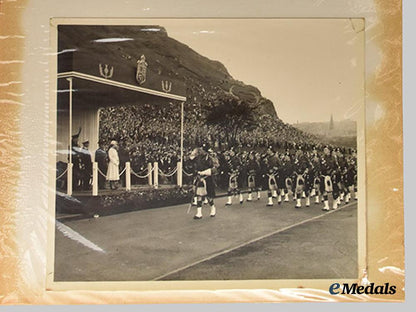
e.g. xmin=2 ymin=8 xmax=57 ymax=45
xmin=225 ymin=150 xmax=244 ymax=205
xmin=320 ymin=147 xmax=333 ymax=211
xmin=246 ymin=152 xmax=261 ymax=201
xmin=265 ymin=148 xmax=279 ymax=206
xmin=189 ymin=146 xmax=219 ymax=219
xmin=282 ymin=152 xmax=294 ymax=202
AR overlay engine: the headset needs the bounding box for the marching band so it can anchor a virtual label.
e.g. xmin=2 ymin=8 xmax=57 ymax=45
xmin=187 ymin=143 xmax=357 ymax=219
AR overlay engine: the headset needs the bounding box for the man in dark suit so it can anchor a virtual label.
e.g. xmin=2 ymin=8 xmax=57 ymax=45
xmin=80 ymin=140 xmax=92 ymax=190
xmin=95 ymin=140 xmax=107 ymax=189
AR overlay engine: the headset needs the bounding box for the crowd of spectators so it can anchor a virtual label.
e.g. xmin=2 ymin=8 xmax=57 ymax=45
xmin=98 ymin=94 xmax=323 ymax=187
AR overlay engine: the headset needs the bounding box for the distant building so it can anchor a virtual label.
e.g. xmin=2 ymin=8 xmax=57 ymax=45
xmin=329 ymin=114 xmax=334 ymax=130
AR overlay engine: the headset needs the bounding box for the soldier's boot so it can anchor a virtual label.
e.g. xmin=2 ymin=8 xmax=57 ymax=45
xmin=302 ymin=191 xmax=306 ymax=198
xmin=194 ymin=207 xmax=203 ymax=219
xmin=210 ymin=205 xmax=216 ymax=217
xmin=340 ymin=192 xmax=344 ymax=202
xmin=322 ymin=195 xmax=330 ymax=211
xmin=295 ymin=198 xmax=301 ymax=208
xmin=267 ymin=197 xmax=274 ymax=206
xmin=354 ymin=190 xmax=358 ymax=200
xmin=315 ymin=195 xmax=320 ymax=204
xmin=226 ymin=196 xmax=232 ymax=206
xmin=192 ymin=196 xmax=198 ymax=206
xmin=272 ymin=190 xmax=277 ymax=198
xmin=311 ymin=189 xmax=316 ymax=197
xmin=284 ymin=193 xmax=289 ymax=202
xmin=337 ymin=197 xmax=341 ymax=205
xmin=306 ymin=196 xmax=310 ymax=207
xmin=247 ymin=192 xmax=253 ymax=202
xmin=345 ymin=193 xmax=350 ymax=204
xmin=203 ymin=198 xmax=209 ymax=205
xmin=277 ymin=194 xmax=282 ymax=205
xmin=257 ymin=191 xmax=261 ymax=200
xmin=239 ymin=193 xmax=244 ymax=204
xmin=332 ymin=199 xmax=338 ymax=210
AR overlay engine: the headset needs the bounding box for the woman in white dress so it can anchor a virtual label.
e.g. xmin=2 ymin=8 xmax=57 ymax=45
xmin=106 ymin=140 xmax=120 ymax=190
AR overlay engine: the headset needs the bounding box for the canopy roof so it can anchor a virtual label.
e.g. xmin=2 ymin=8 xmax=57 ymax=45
xmin=57 ymin=25 xmax=187 ymax=109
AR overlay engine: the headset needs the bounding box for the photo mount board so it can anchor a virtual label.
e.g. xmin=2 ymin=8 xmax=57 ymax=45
xmin=0 ymin=0 xmax=404 ymax=304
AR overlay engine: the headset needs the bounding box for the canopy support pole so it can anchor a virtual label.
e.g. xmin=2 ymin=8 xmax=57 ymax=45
xmin=67 ymin=77 xmax=73 ymax=196
xmin=179 ymin=101 xmax=184 ymax=187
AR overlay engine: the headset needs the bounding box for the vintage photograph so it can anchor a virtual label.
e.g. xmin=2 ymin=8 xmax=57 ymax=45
xmin=52 ymin=19 xmax=364 ymax=283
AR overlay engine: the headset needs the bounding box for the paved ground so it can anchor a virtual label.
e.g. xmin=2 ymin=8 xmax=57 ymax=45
xmin=54 ymin=192 xmax=357 ymax=281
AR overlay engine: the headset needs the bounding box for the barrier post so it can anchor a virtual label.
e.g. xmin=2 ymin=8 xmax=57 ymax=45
xmin=126 ymin=162 xmax=131 ymax=191
xmin=148 ymin=163 xmax=152 ymax=186
xmin=92 ymin=162 xmax=98 ymax=196
xmin=67 ymin=162 xmax=73 ymax=196
xmin=177 ymin=161 xmax=182 ymax=187
xmin=153 ymin=162 xmax=159 ymax=189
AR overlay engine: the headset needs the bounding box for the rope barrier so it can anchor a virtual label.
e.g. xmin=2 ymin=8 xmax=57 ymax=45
xmin=182 ymin=169 xmax=193 ymax=177
xmin=97 ymin=168 xmax=107 ymax=178
xmin=119 ymin=167 xmax=127 ymax=177
xmin=158 ymin=167 xmax=178 ymax=177
xmin=56 ymin=168 xmax=68 ymax=180
xmin=131 ymin=167 xmax=153 ymax=179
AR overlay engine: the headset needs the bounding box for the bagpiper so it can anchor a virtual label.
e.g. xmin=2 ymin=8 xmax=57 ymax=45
xmin=246 ymin=151 xmax=261 ymax=201
xmin=265 ymin=148 xmax=280 ymax=206
xmin=189 ymin=145 xmax=219 ymax=219
xmin=225 ymin=150 xmax=244 ymax=205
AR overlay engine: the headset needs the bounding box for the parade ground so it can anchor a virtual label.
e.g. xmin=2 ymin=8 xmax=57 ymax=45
xmin=54 ymin=192 xmax=358 ymax=281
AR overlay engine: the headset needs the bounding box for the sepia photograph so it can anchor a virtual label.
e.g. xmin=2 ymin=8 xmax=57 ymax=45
xmin=51 ymin=19 xmax=364 ymax=284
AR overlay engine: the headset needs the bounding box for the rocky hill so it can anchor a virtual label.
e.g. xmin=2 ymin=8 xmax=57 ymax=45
xmin=58 ymin=25 xmax=276 ymax=116
xmin=58 ymin=25 xmax=315 ymax=149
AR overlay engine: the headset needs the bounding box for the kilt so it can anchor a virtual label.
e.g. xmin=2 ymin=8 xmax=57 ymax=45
xmin=195 ymin=176 xmax=216 ymax=198
xmin=320 ymin=175 xmax=333 ymax=193
xmin=268 ymin=174 xmax=278 ymax=191
xmin=313 ymin=177 xmax=321 ymax=192
xmin=248 ymin=174 xmax=256 ymax=188
xmin=229 ymin=175 xmax=238 ymax=190
xmin=295 ymin=175 xmax=305 ymax=193
xmin=196 ymin=178 xmax=207 ymax=196
xmin=277 ymin=174 xmax=286 ymax=189
xmin=285 ymin=177 xmax=293 ymax=191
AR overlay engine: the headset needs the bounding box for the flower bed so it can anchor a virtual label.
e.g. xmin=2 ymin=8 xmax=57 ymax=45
xmin=70 ymin=187 xmax=194 ymax=217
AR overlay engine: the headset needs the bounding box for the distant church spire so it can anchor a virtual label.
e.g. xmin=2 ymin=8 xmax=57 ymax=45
xmin=329 ymin=114 xmax=334 ymax=130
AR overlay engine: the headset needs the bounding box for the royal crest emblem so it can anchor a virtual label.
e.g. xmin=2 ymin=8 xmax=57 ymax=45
xmin=99 ymin=63 xmax=114 ymax=79
xmin=136 ymin=55 xmax=148 ymax=85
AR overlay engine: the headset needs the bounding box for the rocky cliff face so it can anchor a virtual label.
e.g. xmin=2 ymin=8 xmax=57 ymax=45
xmin=59 ymin=25 xmax=316 ymax=148
xmin=58 ymin=25 xmax=277 ymax=119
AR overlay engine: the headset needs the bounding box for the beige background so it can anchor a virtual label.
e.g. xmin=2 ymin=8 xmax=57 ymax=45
xmin=0 ymin=0 xmax=403 ymax=304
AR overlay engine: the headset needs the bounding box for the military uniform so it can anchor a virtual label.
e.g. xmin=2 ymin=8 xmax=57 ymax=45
xmin=190 ymin=148 xmax=219 ymax=219
xmin=225 ymin=155 xmax=243 ymax=205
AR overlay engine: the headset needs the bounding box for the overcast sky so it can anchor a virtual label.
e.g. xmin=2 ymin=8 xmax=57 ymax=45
xmin=157 ymin=19 xmax=364 ymax=124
